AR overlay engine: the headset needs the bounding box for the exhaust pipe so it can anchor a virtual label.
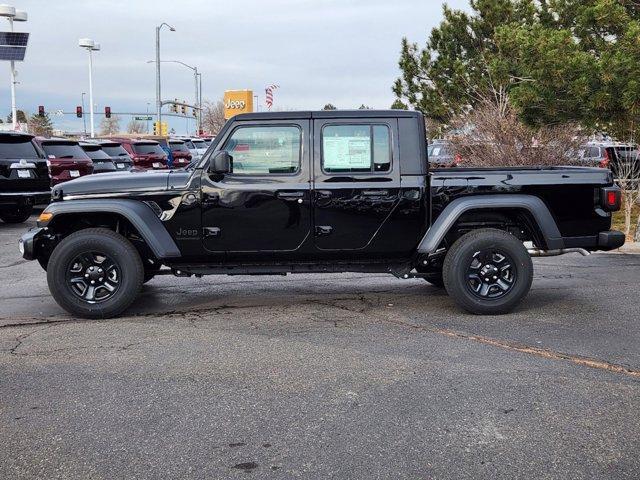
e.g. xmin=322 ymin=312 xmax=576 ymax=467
xmin=528 ymin=248 xmax=590 ymax=257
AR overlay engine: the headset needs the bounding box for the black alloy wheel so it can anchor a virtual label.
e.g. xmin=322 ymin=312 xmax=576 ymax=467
xmin=66 ymin=251 xmax=121 ymax=303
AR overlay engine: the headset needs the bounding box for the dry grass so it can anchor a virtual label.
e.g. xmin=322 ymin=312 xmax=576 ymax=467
xmin=613 ymin=203 xmax=640 ymax=240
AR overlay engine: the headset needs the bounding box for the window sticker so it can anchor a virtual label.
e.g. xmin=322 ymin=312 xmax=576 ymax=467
xmin=323 ymin=136 xmax=371 ymax=169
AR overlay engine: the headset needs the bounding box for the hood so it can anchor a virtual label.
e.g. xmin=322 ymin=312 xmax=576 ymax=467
xmin=52 ymin=169 xmax=188 ymax=198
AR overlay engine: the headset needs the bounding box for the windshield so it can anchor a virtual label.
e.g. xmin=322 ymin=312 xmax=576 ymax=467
xmin=132 ymin=143 xmax=166 ymax=155
xmin=81 ymin=146 xmax=111 ymax=160
xmin=0 ymin=137 xmax=41 ymax=159
xmin=169 ymin=142 xmax=189 ymax=152
xmin=101 ymin=144 xmax=130 ymax=157
xmin=42 ymin=142 xmax=90 ymax=159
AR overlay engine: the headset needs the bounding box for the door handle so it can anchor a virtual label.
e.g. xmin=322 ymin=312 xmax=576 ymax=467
xmin=203 ymin=227 xmax=221 ymax=238
xmin=362 ymin=189 xmax=390 ymax=197
xmin=277 ymin=191 xmax=305 ymax=199
xmin=315 ymin=225 xmax=333 ymax=236
xmin=316 ymin=190 xmax=333 ymax=199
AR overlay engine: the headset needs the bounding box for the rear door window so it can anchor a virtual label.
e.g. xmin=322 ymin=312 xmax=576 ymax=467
xmin=322 ymin=124 xmax=391 ymax=173
xmin=81 ymin=147 xmax=111 ymax=160
xmin=132 ymin=143 xmax=165 ymax=155
xmin=41 ymin=143 xmax=89 ymax=159
xmin=101 ymin=144 xmax=130 ymax=157
xmin=0 ymin=137 xmax=41 ymax=159
xmin=169 ymin=142 xmax=190 ymax=152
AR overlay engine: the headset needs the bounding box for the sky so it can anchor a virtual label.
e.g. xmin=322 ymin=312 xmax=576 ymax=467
xmin=0 ymin=0 xmax=469 ymax=134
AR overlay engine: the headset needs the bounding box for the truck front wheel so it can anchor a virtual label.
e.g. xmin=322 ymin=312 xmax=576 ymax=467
xmin=443 ymin=228 xmax=533 ymax=315
xmin=46 ymin=228 xmax=144 ymax=319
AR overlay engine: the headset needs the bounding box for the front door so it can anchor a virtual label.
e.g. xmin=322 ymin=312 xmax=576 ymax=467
xmin=201 ymin=120 xmax=311 ymax=254
xmin=312 ymin=118 xmax=402 ymax=252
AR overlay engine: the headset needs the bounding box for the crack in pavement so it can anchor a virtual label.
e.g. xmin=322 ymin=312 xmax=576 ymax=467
xmin=2 ymin=293 xmax=638 ymax=379
xmin=382 ymin=317 xmax=640 ymax=379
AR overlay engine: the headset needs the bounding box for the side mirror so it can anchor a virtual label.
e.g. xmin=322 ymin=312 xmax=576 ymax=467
xmin=209 ymin=150 xmax=232 ymax=174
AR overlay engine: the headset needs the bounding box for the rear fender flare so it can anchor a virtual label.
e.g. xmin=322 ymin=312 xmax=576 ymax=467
xmin=43 ymin=199 xmax=181 ymax=259
xmin=418 ymin=194 xmax=564 ymax=254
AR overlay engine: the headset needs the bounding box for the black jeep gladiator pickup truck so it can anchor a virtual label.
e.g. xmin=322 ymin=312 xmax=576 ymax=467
xmin=19 ymin=110 xmax=624 ymax=318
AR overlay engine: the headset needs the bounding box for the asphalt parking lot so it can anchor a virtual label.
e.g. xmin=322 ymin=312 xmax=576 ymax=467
xmin=1 ymin=216 xmax=639 ymax=479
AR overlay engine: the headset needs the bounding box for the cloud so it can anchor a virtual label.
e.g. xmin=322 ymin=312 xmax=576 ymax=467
xmin=2 ymin=0 xmax=469 ymax=133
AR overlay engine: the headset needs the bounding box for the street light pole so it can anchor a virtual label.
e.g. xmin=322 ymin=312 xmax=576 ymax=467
xmin=0 ymin=6 xmax=27 ymax=130
xmin=88 ymin=48 xmax=94 ymax=137
xmin=79 ymin=38 xmax=100 ymax=137
xmin=155 ymin=23 xmax=175 ymax=128
xmin=198 ymin=72 xmax=202 ymax=134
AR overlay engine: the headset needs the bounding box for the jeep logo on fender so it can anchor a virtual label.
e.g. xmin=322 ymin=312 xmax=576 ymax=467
xmin=176 ymin=228 xmax=199 ymax=238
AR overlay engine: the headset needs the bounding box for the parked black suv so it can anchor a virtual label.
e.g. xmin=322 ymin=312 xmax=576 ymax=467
xmin=79 ymin=142 xmax=117 ymax=174
xmin=92 ymin=140 xmax=133 ymax=171
xmin=0 ymin=132 xmax=50 ymax=223
xmin=20 ymin=110 xmax=624 ymax=318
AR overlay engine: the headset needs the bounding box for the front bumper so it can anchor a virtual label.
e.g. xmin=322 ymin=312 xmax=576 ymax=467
xmin=19 ymin=227 xmax=45 ymax=260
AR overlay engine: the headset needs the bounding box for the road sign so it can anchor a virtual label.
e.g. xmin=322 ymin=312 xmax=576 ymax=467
xmin=134 ymin=116 xmax=153 ymax=121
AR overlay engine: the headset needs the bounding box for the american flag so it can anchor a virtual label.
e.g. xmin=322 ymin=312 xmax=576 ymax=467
xmin=265 ymin=84 xmax=279 ymax=110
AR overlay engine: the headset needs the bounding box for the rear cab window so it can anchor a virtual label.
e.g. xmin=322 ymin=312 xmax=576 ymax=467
xmin=321 ymin=124 xmax=391 ymax=173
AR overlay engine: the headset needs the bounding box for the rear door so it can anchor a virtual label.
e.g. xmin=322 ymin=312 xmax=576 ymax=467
xmin=312 ymin=117 xmax=401 ymax=251
xmin=201 ymin=119 xmax=312 ymax=254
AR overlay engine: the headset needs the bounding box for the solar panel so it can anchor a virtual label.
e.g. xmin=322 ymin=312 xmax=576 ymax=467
xmin=0 ymin=32 xmax=29 ymax=61
xmin=0 ymin=45 xmax=27 ymax=61
xmin=0 ymin=32 xmax=29 ymax=47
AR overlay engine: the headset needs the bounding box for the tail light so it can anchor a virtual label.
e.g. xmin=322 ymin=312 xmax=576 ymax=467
xmin=601 ymin=186 xmax=621 ymax=212
xmin=599 ymin=150 xmax=610 ymax=169
xmin=453 ymin=153 xmax=462 ymax=166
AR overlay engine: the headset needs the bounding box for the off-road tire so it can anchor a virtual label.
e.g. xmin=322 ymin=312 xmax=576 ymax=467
xmin=443 ymin=228 xmax=533 ymax=315
xmin=47 ymin=228 xmax=144 ymax=319
xmin=0 ymin=206 xmax=33 ymax=224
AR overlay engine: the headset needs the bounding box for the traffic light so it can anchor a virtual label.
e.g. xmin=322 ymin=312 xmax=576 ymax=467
xmin=38 ymin=105 xmax=45 ymax=117
xmin=181 ymin=103 xmax=186 ymax=115
xmin=171 ymin=100 xmax=178 ymax=114
xmin=76 ymin=106 xmax=83 ymax=118
xmin=153 ymin=121 xmax=168 ymax=136
xmin=192 ymin=107 xmax=197 ymax=117
xmin=105 ymin=106 xmax=111 ymax=118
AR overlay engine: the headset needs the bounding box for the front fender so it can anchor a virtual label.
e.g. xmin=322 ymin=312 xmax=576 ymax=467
xmin=38 ymin=199 xmax=182 ymax=259
xmin=418 ymin=194 xmax=564 ymax=254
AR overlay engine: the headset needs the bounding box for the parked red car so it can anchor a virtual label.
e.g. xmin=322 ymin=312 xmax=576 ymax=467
xmin=168 ymin=139 xmax=193 ymax=167
xmin=34 ymin=138 xmax=94 ymax=186
xmin=108 ymin=138 xmax=168 ymax=170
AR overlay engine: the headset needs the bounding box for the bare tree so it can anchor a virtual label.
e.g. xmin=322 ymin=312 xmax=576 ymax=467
xmin=126 ymin=119 xmax=146 ymax=134
xmin=99 ymin=116 xmax=121 ymax=136
xmin=450 ymin=98 xmax=583 ymax=167
xmin=615 ymin=154 xmax=640 ymax=239
xmin=201 ymin=100 xmax=226 ymax=135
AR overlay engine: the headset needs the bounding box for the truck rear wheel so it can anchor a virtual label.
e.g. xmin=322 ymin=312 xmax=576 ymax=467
xmin=443 ymin=228 xmax=533 ymax=315
xmin=0 ymin=206 xmax=33 ymax=224
xmin=46 ymin=228 xmax=144 ymax=319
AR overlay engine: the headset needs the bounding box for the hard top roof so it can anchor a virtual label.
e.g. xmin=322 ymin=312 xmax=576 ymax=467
xmin=232 ymin=110 xmax=423 ymax=121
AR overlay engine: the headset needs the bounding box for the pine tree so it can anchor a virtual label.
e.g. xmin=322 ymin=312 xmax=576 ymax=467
xmin=28 ymin=113 xmax=53 ymax=137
